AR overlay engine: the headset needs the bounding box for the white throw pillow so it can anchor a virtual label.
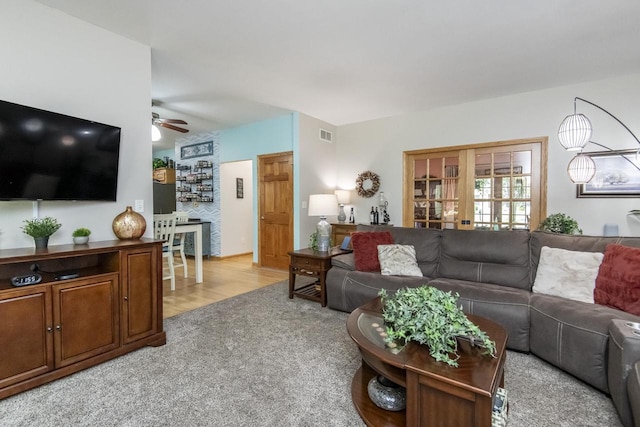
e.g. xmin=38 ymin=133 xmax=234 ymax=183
xmin=377 ymin=244 xmax=423 ymax=277
xmin=532 ymin=246 xmax=604 ymax=304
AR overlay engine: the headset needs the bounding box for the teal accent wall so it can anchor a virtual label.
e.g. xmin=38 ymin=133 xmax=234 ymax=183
xmin=219 ymin=114 xmax=296 ymax=162
xmin=218 ymin=113 xmax=300 ymax=260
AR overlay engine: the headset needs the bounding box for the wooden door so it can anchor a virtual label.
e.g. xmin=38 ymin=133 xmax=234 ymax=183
xmin=258 ymin=151 xmax=293 ymax=269
xmin=121 ymin=247 xmax=160 ymax=344
xmin=0 ymin=286 xmax=53 ymax=389
xmin=53 ymin=275 xmax=119 ymax=368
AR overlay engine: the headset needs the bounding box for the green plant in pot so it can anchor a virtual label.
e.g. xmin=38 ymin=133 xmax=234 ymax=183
xmin=379 ymin=286 xmax=496 ymax=367
xmin=538 ymin=213 xmax=582 ymax=234
xmin=72 ymin=227 xmax=91 ymax=244
xmin=22 ymin=217 xmax=62 ymax=249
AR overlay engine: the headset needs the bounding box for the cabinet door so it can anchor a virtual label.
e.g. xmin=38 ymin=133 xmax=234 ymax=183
xmin=121 ymin=247 xmax=160 ymax=344
xmin=53 ymin=275 xmax=120 ymax=368
xmin=0 ymin=286 xmax=53 ymax=388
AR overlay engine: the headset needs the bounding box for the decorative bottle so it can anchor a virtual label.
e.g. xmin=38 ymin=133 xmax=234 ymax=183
xmin=349 ymin=207 xmax=355 ymax=224
xmin=370 ymin=207 xmax=375 ymax=224
xmin=374 ymin=207 xmax=379 ymax=225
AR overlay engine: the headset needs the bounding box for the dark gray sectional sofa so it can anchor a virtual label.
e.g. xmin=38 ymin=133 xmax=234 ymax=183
xmin=326 ymin=225 xmax=640 ymax=426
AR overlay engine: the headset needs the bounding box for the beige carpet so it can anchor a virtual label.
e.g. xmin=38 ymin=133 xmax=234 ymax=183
xmin=0 ymin=281 xmax=622 ymax=426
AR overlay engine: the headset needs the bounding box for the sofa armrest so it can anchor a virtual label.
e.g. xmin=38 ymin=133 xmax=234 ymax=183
xmin=331 ymin=253 xmax=355 ymax=271
xmin=608 ymin=319 xmax=640 ymax=427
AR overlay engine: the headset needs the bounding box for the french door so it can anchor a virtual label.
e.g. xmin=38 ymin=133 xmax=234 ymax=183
xmin=404 ymin=138 xmax=547 ymax=230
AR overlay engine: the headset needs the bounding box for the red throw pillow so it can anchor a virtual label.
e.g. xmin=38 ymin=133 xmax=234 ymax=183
xmin=351 ymin=231 xmax=394 ymax=272
xmin=594 ymin=244 xmax=640 ymax=316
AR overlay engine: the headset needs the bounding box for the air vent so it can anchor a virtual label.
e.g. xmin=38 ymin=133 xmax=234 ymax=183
xmin=319 ymin=128 xmax=333 ymax=143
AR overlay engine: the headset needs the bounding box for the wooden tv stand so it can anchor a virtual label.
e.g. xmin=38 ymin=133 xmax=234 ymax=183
xmin=0 ymin=239 xmax=166 ymax=399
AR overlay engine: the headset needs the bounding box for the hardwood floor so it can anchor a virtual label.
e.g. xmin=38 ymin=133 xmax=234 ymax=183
xmin=162 ymin=254 xmax=289 ymax=318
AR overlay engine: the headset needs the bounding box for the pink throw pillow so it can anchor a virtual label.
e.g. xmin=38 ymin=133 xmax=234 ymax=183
xmin=595 ymin=244 xmax=640 ymax=316
xmin=351 ymin=231 xmax=394 ymax=272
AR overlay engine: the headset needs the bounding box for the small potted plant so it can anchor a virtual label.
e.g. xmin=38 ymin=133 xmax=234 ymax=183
xmin=538 ymin=213 xmax=582 ymax=235
xmin=72 ymin=227 xmax=91 ymax=244
xmin=22 ymin=217 xmax=62 ymax=249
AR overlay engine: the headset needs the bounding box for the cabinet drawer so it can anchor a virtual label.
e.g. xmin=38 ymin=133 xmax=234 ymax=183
xmin=291 ymin=256 xmax=325 ymax=271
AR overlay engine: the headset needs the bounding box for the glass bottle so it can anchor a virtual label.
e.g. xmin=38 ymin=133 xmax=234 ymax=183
xmin=349 ymin=207 xmax=355 ymax=224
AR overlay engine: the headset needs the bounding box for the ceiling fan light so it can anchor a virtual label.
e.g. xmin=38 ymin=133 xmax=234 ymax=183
xmin=151 ymin=124 xmax=161 ymax=141
xmin=558 ymin=113 xmax=592 ymax=151
xmin=567 ymin=154 xmax=596 ymax=184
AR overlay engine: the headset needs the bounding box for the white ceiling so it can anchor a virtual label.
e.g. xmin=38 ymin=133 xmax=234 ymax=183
xmin=36 ymin=0 xmax=640 ymax=151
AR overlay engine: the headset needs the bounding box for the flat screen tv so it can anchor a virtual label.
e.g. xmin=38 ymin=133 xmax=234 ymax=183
xmin=0 ymin=99 xmax=121 ymax=201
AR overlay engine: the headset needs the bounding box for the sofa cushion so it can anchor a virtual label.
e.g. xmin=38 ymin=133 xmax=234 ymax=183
xmin=532 ymin=246 xmax=603 ymax=303
xmin=428 ymin=278 xmax=531 ymax=352
xmin=351 ymin=231 xmax=394 ymax=272
xmin=529 ymin=293 xmax=640 ymax=392
xmin=530 ymin=231 xmax=640 ymax=282
xmin=357 ymin=225 xmax=441 ymax=277
xmin=595 ymin=244 xmax=640 ymax=316
xmin=377 ymin=244 xmax=423 ymax=277
xmin=438 ymin=229 xmax=531 ymax=290
xmin=325 ymin=268 xmax=430 ymax=312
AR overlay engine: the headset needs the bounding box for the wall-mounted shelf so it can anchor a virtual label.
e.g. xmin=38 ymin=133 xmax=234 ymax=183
xmin=176 ymin=161 xmax=213 ymax=203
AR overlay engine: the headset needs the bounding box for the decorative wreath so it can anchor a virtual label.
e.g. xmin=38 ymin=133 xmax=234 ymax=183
xmin=355 ymin=171 xmax=380 ymax=198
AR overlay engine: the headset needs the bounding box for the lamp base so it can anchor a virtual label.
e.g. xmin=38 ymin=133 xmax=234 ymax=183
xmin=316 ymin=217 xmax=332 ymax=252
xmin=337 ymin=204 xmax=346 ymax=223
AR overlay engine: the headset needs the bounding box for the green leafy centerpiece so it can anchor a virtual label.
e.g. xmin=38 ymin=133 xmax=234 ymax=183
xmin=379 ymin=286 xmax=496 ymax=367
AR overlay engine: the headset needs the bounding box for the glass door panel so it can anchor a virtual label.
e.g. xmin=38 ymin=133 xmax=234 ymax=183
xmin=473 ymin=147 xmax=535 ymax=230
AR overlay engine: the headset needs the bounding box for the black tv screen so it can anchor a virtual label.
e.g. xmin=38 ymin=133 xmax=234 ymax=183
xmin=0 ymin=99 xmax=121 ymax=201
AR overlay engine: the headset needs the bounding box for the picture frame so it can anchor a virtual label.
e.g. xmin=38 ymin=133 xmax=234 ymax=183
xmin=181 ymin=141 xmax=213 ymax=159
xmin=577 ymin=150 xmax=640 ymax=198
xmin=236 ymin=178 xmax=244 ymax=199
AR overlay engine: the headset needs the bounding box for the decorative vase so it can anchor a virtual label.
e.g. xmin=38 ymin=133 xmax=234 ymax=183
xmin=112 ymin=206 xmax=146 ymax=240
xmin=34 ymin=236 xmax=49 ymax=249
xmin=367 ymin=375 xmax=406 ymax=411
xmin=73 ymin=236 xmax=89 ymax=245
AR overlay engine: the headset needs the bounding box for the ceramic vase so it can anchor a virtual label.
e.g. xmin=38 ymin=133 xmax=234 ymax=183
xmin=367 ymin=375 xmax=406 ymax=411
xmin=112 ymin=206 xmax=146 ymax=240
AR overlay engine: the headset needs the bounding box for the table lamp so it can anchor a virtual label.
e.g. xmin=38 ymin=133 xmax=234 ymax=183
xmin=334 ymin=190 xmax=351 ymax=223
xmin=308 ymin=194 xmax=339 ymax=252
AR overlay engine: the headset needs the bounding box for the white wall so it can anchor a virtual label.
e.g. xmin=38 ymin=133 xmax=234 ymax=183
xmin=0 ymin=0 xmax=152 ymax=249
xmin=297 ymin=113 xmax=338 ymax=247
xmin=337 ymin=73 xmax=640 ymax=236
xmin=220 ymin=160 xmax=253 ymax=256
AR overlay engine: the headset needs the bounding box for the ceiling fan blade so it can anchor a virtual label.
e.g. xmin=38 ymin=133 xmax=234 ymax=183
xmin=159 ymin=122 xmax=189 ymax=133
xmin=159 ymin=118 xmax=188 ymax=125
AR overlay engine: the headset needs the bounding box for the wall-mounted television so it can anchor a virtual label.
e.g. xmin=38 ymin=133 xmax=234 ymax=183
xmin=0 ymin=99 xmax=121 ymax=201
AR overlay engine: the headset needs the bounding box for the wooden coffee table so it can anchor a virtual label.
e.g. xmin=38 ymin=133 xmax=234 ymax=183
xmin=347 ymin=297 xmax=508 ymax=427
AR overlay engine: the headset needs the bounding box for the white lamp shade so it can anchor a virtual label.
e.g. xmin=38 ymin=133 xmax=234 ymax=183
xmin=558 ymin=113 xmax=592 ymax=151
xmin=308 ymin=194 xmax=339 ymax=216
xmin=151 ymin=124 xmax=161 ymax=142
xmin=567 ymin=154 xmax=596 ymax=184
xmin=334 ymin=189 xmax=351 ymax=205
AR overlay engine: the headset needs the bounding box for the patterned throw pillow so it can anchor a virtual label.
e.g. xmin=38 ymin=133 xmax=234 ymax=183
xmin=377 ymin=244 xmax=423 ymax=277
xmin=351 ymin=231 xmax=394 ymax=271
xmin=532 ymin=246 xmax=604 ymax=303
xmin=595 ymin=244 xmax=640 ymax=315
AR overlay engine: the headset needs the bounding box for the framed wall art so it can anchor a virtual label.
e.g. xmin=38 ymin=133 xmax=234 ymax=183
xmin=181 ymin=141 xmax=214 ymax=159
xmin=577 ymin=150 xmax=640 ymax=198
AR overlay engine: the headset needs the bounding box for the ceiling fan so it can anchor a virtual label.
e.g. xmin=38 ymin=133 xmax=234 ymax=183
xmin=152 ymin=112 xmax=189 ymax=134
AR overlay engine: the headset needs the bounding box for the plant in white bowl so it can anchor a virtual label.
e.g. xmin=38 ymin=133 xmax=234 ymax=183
xmin=72 ymin=227 xmax=91 ymax=244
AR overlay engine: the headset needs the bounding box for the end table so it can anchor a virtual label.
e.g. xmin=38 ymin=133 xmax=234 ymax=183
xmin=288 ymin=247 xmax=351 ymax=307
